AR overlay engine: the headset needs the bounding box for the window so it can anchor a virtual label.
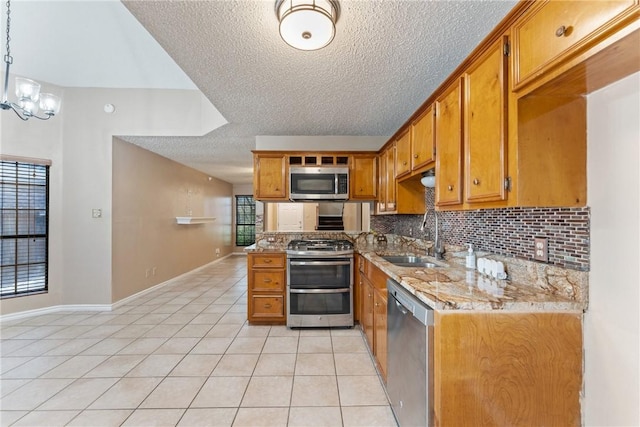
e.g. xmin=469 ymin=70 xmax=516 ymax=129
xmin=235 ymin=195 xmax=255 ymax=246
xmin=0 ymin=160 xmax=49 ymax=298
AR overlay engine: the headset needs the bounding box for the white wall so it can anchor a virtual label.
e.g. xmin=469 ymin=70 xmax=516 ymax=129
xmin=0 ymin=79 xmax=65 ymax=313
xmin=585 ymin=72 xmax=640 ymax=425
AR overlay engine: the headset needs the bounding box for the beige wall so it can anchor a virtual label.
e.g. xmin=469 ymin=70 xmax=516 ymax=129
xmin=1 ymin=76 xmax=226 ymax=315
xmin=112 ymin=139 xmax=232 ymax=302
xmin=585 ymin=72 xmax=639 ymax=425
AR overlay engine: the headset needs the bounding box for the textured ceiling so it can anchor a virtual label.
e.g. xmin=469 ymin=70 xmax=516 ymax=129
xmin=7 ymin=1 xmax=517 ymax=185
xmin=121 ymin=0 xmax=517 ymax=185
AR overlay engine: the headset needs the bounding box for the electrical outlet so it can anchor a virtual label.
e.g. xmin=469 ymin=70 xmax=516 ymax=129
xmin=92 ymin=209 xmax=102 ymax=218
xmin=534 ymin=237 xmax=548 ymax=262
xmin=145 ymin=268 xmax=151 ymax=278
xmin=215 ymin=248 xmax=220 ymax=257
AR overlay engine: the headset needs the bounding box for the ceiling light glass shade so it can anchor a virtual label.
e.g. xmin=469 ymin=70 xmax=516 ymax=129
xmin=15 ymin=77 xmax=41 ymax=103
xmin=39 ymin=93 xmax=62 ymax=116
xmin=276 ymin=0 xmax=339 ymax=51
xmin=421 ymin=169 xmax=436 ymax=188
xmin=18 ymin=98 xmax=38 ymax=116
xmin=421 ymin=175 xmax=436 ymax=188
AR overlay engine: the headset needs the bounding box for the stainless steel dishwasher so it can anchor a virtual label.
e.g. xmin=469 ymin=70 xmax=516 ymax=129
xmin=387 ymin=278 xmax=434 ymax=427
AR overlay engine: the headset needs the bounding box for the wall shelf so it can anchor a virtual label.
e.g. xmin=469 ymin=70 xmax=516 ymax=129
xmin=176 ymin=216 xmax=216 ymax=225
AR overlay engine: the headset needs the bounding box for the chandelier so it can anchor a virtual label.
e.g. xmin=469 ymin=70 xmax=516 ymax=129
xmin=1 ymin=0 xmax=61 ymax=121
xmin=275 ymin=0 xmax=340 ymax=51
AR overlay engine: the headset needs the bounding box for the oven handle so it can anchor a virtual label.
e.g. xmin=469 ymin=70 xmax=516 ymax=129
xmin=289 ymin=288 xmax=351 ymax=294
xmin=289 ymin=261 xmax=351 ymax=266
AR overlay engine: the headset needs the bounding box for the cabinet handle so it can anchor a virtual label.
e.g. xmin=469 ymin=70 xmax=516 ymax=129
xmin=555 ymin=25 xmax=567 ymax=37
xmin=264 ymin=303 xmax=272 ymax=309
xmin=263 ymin=259 xmax=272 ymax=263
xmin=447 ymin=185 xmax=454 ymax=191
xmin=473 ymin=178 xmax=480 ymax=186
xmin=263 ymin=278 xmax=272 ymax=283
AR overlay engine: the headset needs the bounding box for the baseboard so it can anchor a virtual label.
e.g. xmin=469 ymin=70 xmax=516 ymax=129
xmin=0 ymin=304 xmax=111 ymax=323
xmin=1 ymin=254 xmax=241 ymax=323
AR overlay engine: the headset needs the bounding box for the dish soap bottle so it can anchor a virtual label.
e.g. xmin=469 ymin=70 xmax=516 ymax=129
xmin=466 ymin=243 xmax=476 ymax=269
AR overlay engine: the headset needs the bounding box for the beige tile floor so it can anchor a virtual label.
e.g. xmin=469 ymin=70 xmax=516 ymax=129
xmin=0 ymin=256 xmax=398 ymax=427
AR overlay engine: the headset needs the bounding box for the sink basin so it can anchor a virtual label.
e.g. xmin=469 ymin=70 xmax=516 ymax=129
xmin=382 ymin=255 xmax=440 ymax=268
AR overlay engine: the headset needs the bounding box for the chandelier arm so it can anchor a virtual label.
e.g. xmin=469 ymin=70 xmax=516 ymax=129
xmin=2 ymin=102 xmax=29 ymax=121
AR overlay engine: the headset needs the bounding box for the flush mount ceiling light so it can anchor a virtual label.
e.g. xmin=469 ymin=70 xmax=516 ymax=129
xmin=1 ymin=0 xmax=62 ymax=120
xmin=275 ymin=0 xmax=340 ymax=51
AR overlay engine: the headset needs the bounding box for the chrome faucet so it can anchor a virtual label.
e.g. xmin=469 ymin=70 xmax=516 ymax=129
xmin=421 ymin=208 xmax=446 ymax=260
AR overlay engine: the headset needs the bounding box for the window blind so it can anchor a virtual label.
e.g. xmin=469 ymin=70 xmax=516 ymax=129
xmin=0 ymin=160 xmax=49 ymax=298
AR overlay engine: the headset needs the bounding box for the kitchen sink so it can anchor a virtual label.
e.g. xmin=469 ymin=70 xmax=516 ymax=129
xmin=382 ymin=255 xmax=441 ymax=268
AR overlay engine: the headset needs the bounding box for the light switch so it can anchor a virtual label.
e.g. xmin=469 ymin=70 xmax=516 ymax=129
xmin=92 ymin=209 xmax=102 ymax=218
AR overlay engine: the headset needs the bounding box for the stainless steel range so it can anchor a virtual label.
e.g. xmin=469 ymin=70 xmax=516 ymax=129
xmin=286 ymin=239 xmax=354 ymax=328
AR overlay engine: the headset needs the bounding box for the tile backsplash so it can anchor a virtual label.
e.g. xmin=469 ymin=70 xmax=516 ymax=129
xmin=371 ymin=189 xmax=590 ymax=271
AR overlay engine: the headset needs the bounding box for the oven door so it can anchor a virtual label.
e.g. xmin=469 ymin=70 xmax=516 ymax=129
xmin=288 ymin=258 xmax=351 ymax=289
xmin=287 ymin=257 xmax=353 ymax=327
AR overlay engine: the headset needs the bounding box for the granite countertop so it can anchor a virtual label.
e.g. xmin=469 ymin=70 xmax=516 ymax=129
xmin=358 ymin=245 xmax=587 ymax=312
xmin=247 ymin=233 xmax=588 ymax=312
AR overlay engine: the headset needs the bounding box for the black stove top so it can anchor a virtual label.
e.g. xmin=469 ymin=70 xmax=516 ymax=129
xmin=286 ymin=239 xmax=353 ymax=253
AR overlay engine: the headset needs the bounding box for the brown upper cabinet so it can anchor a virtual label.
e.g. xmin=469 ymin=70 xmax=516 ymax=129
xmin=463 ymin=36 xmax=509 ymax=205
xmin=253 ymin=153 xmax=287 ymax=201
xmin=350 ymin=154 xmax=377 ymax=200
xmin=410 ymin=104 xmax=436 ymax=173
xmin=252 ymin=151 xmax=377 ymax=202
xmin=434 ymin=79 xmax=463 ymax=208
xmin=379 ymin=0 xmax=639 ymax=212
xmin=394 ymin=129 xmax=411 ymax=179
xmin=512 ymin=0 xmax=638 ymax=92
xmin=385 ymin=144 xmax=397 ymax=212
xmin=396 ymin=109 xmax=436 ymax=181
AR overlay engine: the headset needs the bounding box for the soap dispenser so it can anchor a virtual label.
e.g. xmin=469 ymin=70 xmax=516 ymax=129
xmin=466 ymin=243 xmax=476 ymax=269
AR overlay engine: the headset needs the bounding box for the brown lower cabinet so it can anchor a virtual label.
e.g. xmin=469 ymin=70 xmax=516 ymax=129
xmin=356 ymin=254 xmax=388 ymax=382
xmin=434 ymin=311 xmax=582 ymax=426
xmin=247 ymin=252 xmax=286 ymax=324
xmin=355 ymin=254 xmax=583 ymax=425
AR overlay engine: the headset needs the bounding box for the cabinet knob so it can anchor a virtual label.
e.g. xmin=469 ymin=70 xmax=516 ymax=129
xmin=375 ymin=302 xmax=380 ymax=307
xmin=413 ymin=154 xmax=418 ymax=158
xmin=555 ymin=25 xmax=567 ymax=37
xmin=264 ymin=303 xmax=272 ymax=309
xmin=473 ymin=178 xmax=480 ymax=186
xmin=402 ymin=161 xmax=407 ymax=165
xmin=447 ymin=185 xmax=454 ymax=191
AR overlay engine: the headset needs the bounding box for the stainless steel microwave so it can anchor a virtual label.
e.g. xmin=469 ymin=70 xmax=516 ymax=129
xmin=289 ymin=166 xmax=349 ymax=201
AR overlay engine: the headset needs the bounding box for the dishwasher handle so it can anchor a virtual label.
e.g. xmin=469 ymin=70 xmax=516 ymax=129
xmin=394 ymin=298 xmax=410 ymax=315
xmin=387 ymin=278 xmax=433 ymax=326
